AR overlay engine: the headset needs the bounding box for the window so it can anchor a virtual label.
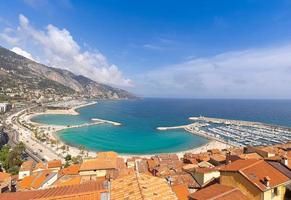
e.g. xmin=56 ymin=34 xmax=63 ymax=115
xmin=274 ymin=187 xmax=278 ymax=196
xmin=271 ymin=187 xmax=279 ymax=198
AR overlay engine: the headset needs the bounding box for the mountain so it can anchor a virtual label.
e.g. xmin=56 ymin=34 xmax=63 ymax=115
xmin=0 ymin=46 xmax=135 ymax=100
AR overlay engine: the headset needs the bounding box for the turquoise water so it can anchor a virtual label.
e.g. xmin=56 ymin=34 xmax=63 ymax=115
xmin=32 ymin=98 xmax=291 ymax=154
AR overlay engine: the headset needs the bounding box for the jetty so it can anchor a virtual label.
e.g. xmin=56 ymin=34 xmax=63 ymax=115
xmin=157 ymin=125 xmax=188 ymax=130
xmin=91 ymin=118 xmax=121 ymax=126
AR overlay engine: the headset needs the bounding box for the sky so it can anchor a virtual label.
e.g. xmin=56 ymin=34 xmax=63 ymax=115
xmin=1 ymin=0 xmax=291 ymax=98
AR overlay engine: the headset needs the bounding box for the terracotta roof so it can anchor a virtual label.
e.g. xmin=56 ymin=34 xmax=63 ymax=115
xmin=34 ymin=163 xmax=46 ymax=171
xmin=0 ymin=180 xmax=108 ymax=200
xmin=208 ymin=149 xmax=221 ymax=155
xmin=55 ymin=176 xmax=82 ymax=187
xmin=238 ymin=153 xmax=262 ymax=160
xmin=19 ymin=174 xmax=37 ymax=190
xmin=170 ymin=173 xmax=200 ymax=188
xmin=189 ymin=183 xmax=249 ymax=200
xmin=20 ymin=160 xmax=34 ymax=172
xmin=210 ymin=154 xmax=226 ymax=162
xmin=110 ymin=173 xmax=178 ymax=200
xmin=147 ymin=159 xmax=158 ymax=169
xmin=182 ymin=164 xmax=198 ymax=172
xmin=0 ymin=172 xmax=11 ymax=182
xmin=47 ymin=160 xmax=62 ymax=168
xmin=80 ymin=157 xmax=117 ymax=171
xmin=195 ymin=167 xmax=218 ymax=174
xmin=220 ymin=159 xmax=290 ymax=191
xmin=31 ymin=170 xmax=56 ymax=189
xmin=19 ymin=170 xmax=56 ymax=190
xmin=219 ymin=159 xmax=259 ymax=171
xmin=171 ymin=184 xmax=189 ymax=200
xmin=60 ymin=164 xmax=80 ymax=175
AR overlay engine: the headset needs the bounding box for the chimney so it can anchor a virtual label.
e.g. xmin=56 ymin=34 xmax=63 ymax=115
xmin=281 ymin=155 xmax=288 ymax=166
xmin=226 ymin=151 xmax=231 ymax=165
xmin=263 ymin=176 xmax=271 ymax=187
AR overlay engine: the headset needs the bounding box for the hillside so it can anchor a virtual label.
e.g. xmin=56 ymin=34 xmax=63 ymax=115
xmin=0 ymin=46 xmax=135 ymax=101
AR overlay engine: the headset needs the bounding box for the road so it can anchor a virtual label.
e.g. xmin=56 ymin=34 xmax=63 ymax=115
xmin=5 ymin=105 xmax=62 ymax=162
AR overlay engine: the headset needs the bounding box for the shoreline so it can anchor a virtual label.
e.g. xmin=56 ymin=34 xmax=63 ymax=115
xmin=25 ymin=101 xmax=233 ymax=159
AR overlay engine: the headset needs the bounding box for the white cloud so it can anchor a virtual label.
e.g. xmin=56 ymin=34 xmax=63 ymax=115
xmin=11 ymin=47 xmax=36 ymax=61
xmin=0 ymin=14 xmax=132 ymax=87
xmin=134 ymin=44 xmax=291 ymax=98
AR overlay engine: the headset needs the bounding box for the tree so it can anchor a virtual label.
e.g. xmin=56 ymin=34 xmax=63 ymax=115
xmin=71 ymin=155 xmax=82 ymax=164
xmin=78 ymin=145 xmax=85 ymax=155
xmin=65 ymin=154 xmax=72 ymax=161
xmin=0 ymin=142 xmax=25 ymax=175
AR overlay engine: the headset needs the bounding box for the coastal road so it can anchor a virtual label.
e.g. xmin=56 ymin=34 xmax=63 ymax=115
xmin=5 ymin=106 xmax=62 ymax=162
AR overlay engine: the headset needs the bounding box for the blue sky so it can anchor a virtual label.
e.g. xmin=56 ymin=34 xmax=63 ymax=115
xmin=1 ymin=0 xmax=291 ymax=98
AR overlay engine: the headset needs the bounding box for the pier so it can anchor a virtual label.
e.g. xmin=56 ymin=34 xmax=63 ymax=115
xmin=91 ymin=118 xmax=121 ymax=126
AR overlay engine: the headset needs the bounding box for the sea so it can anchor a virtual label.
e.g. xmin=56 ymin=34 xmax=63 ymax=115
xmin=31 ymin=98 xmax=291 ymax=154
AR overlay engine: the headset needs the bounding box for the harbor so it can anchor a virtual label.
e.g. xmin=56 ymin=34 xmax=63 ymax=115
xmin=158 ymin=116 xmax=291 ymax=147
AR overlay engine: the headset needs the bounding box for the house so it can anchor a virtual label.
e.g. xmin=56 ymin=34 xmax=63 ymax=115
xmin=0 ymin=180 xmax=109 ymax=200
xmin=19 ymin=170 xmax=58 ymax=190
xmin=79 ymin=157 xmax=117 ymax=177
xmin=192 ymin=168 xmax=220 ymax=187
xmin=32 ymin=162 xmax=46 ymax=173
xmin=53 ymin=175 xmax=82 ymax=187
xmin=220 ymin=159 xmax=291 ymax=200
xmin=245 ymin=146 xmax=276 ymax=158
xmin=59 ymin=164 xmax=80 ymax=175
xmin=110 ymin=173 xmax=178 ymax=199
xmin=209 ymin=154 xmax=226 ymax=166
xmin=0 ymin=172 xmax=11 ymax=193
xmin=47 ymin=160 xmax=62 ymax=172
xmin=189 ymin=183 xmax=249 ymax=200
xmin=19 ymin=160 xmax=33 ymax=180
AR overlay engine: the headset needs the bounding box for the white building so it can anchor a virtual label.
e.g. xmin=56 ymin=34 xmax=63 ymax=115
xmin=0 ymin=103 xmax=11 ymax=114
xmin=19 ymin=160 xmax=33 ymax=180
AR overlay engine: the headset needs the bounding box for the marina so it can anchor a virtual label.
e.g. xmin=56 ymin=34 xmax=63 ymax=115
xmin=186 ymin=116 xmax=291 ymax=147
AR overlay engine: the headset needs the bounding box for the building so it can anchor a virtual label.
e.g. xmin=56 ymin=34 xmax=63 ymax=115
xmin=19 ymin=170 xmax=58 ymax=190
xmin=189 ymin=183 xmax=249 ymax=200
xmin=192 ymin=168 xmax=220 ymax=187
xmin=47 ymin=160 xmax=62 ymax=172
xmin=0 ymin=180 xmax=109 ymax=200
xmin=79 ymin=156 xmax=118 ymax=177
xmin=32 ymin=162 xmax=46 ymax=173
xmin=220 ymin=159 xmax=291 ymax=200
xmin=0 ymin=103 xmax=11 ymax=113
xmin=0 ymin=172 xmax=11 ymax=193
xmin=19 ymin=160 xmax=34 ymax=180
xmin=110 ymin=173 xmax=178 ymax=199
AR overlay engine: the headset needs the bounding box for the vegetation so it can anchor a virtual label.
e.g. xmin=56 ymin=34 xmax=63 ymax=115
xmin=71 ymin=155 xmax=82 ymax=164
xmin=0 ymin=142 xmax=26 ymax=175
xmin=78 ymin=145 xmax=85 ymax=155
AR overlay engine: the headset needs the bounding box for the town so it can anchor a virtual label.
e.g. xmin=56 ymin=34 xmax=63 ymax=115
xmin=0 ymin=141 xmax=290 ymax=199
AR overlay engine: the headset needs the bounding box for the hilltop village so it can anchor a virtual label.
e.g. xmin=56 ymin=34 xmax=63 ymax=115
xmin=0 ymin=142 xmax=290 ymax=200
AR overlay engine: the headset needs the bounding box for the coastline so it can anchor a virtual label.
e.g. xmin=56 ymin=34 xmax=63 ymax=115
xmin=17 ymin=100 xmax=234 ymax=160
xmin=26 ymin=105 xmax=233 ymax=159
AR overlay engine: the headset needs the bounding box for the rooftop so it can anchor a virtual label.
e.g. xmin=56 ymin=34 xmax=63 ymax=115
xmin=220 ymin=159 xmax=290 ymax=191
xmin=189 ymin=183 xmax=249 ymax=200
xmin=47 ymin=160 xmax=62 ymax=169
xmin=0 ymin=180 xmax=108 ymax=200
xmin=110 ymin=173 xmax=178 ymax=200
xmin=80 ymin=157 xmax=117 ymax=171
xmin=20 ymin=160 xmax=34 ymax=172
